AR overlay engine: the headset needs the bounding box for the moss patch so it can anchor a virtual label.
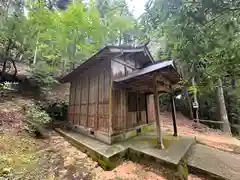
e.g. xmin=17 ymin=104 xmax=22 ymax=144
xmin=163 ymin=135 xmax=180 ymax=148
xmin=141 ymin=135 xmax=180 ymax=148
xmin=177 ymin=157 xmax=189 ymax=180
xmin=141 ymin=124 xmax=153 ymax=133
xmin=126 ymin=130 xmax=137 ymax=139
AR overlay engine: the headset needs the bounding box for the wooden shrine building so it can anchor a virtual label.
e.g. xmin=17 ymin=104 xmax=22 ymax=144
xmin=61 ymin=45 xmax=180 ymax=144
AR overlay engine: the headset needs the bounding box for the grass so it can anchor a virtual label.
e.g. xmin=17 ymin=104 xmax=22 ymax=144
xmin=0 ymin=133 xmax=41 ymax=178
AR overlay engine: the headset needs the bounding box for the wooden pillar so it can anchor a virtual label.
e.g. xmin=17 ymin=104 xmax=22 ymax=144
xmin=153 ymin=75 xmax=164 ymax=149
xmin=170 ymin=91 xmax=178 ymax=136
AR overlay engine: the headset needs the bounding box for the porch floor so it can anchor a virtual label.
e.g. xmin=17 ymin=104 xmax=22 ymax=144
xmin=55 ymin=128 xmax=195 ymax=168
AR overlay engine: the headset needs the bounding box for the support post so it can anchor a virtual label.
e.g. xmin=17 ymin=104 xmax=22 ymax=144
xmin=170 ymin=91 xmax=178 ymax=136
xmin=153 ymin=75 xmax=164 ymax=149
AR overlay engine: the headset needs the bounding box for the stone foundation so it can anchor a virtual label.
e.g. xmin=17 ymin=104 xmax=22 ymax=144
xmin=69 ymin=123 xmax=156 ymax=144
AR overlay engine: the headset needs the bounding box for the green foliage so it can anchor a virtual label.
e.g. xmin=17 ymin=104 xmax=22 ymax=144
xmin=140 ymin=0 xmax=240 ymax=133
xmin=24 ymin=104 xmax=51 ymax=134
xmin=141 ymin=0 xmax=240 ymax=82
xmin=28 ymin=62 xmax=58 ymax=90
xmin=45 ymin=102 xmax=68 ymax=121
xmin=0 ymin=0 xmax=138 ymax=89
xmin=96 ymin=0 xmax=139 ymax=45
xmin=27 ymin=1 xmax=105 ymax=71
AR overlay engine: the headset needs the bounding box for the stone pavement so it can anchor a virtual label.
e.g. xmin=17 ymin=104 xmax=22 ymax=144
xmin=188 ymin=144 xmax=240 ymax=180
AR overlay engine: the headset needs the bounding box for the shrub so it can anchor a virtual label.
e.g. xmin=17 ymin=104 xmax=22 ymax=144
xmin=45 ymin=102 xmax=68 ymax=121
xmin=24 ymin=104 xmax=52 ymax=135
xmin=27 ymin=62 xmax=58 ymax=94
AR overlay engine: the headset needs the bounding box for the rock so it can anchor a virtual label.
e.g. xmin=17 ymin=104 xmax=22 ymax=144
xmin=1 ymin=167 xmax=12 ymax=175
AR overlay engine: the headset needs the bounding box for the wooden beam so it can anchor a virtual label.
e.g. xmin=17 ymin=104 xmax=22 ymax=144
xmin=153 ymin=75 xmax=164 ymax=149
xmin=156 ymin=75 xmax=171 ymax=86
xmin=170 ymin=91 xmax=178 ymax=136
xmin=112 ymin=58 xmax=136 ymax=70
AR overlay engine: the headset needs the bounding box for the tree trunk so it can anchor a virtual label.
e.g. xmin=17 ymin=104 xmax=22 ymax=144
xmin=153 ymin=75 xmax=164 ymax=149
xmin=33 ymin=38 xmax=38 ymax=65
xmin=216 ymin=78 xmax=232 ymax=135
xmin=184 ymin=86 xmax=194 ymax=120
xmin=192 ymin=77 xmax=199 ymax=124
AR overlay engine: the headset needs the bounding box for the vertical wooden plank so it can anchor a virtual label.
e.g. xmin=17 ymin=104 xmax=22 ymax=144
xmin=136 ymin=92 xmax=140 ymax=124
xmin=122 ymin=89 xmax=126 ymax=131
xmin=145 ymin=93 xmax=149 ymax=124
xmin=109 ymin=77 xmax=113 ymax=135
xmin=124 ymin=90 xmax=127 ymax=131
xmin=78 ymin=79 xmax=82 ymax=126
xmin=98 ymin=71 xmax=104 ymax=132
xmin=68 ymin=82 xmax=74 ymax=124
xmin=112 ymin=89 xmax=115 ymax=132
xmin=153 ymin=75 xmax=164 ymax=149
xmin=77 ymin=79 xmax=81 ymax=125
xmin=88 ymin=73 xmax=98 ymax=129
xmin=80 ymin=76 xmax=87 ymax=126
xmin=86 ymin=76 xmax=90 ymax=128
xmin=73 ymin=80 xmax=77 ymax=125
xmin=119 ymin=90 xmax=122 ymax=130
xmin=105 ymin=68 xmax=110 ymax=133
xmin=116 ymin=89 xmax=119 ymax=131
xmin=75 ymin=80 xmax=79 ymax=125
xmin=95 ymin=75 xmax=99 ymax=130
xmin=147 ymin=94 xmax=156 ymax=122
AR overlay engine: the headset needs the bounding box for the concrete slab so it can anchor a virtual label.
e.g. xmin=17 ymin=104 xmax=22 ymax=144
xmin=56 ymin=128 xmax=195 ymax=169
xmin=56 ymin=128 xmax=240 ymax=180
xmin=188 ymin=144 xmax=240 ymax=180
xmin=56 ymin=128 xmax=125 ymax=158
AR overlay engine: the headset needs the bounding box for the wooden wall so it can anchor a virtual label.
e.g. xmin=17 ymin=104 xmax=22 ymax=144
xmin=111 ymin=57 xmax=149 ymax=134
xmin=147 ymin=94 xmax=156 ymax=123
xmin=111 ymin=54 xmax=140 ymax=81
xmin=68 ymin=59 xmax=111 ymax=134
xmin=112 ymin=88 xmax=126 ymax=132
xmin=112 ymin=87 xmax=149 ymax=134
xmin=68 ymin=55 xmax=157 ymax=136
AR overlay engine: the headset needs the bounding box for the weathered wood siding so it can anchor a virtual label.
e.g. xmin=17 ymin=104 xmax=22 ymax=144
xmin=147 ymin=94 xmax=156 ymax=122
xmin=68 ymin=60 xmax=111 ymax=133
xmin=112 ymin=88 xmax=149 ymax=133
xmin=112 ymin=88 xmax=127 ymax=132
xmin=111 ymin=58 xmax=149 ymax=134
xmin=111 ymin=54 xmax=139 ymax=81
xmin=126 ymin=92 xmax=147 ymax=129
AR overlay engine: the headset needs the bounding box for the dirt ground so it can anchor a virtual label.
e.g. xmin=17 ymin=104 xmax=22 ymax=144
xmin=161 ymin=112 xmax=240 ymax=154
xmin=1 ymin=95 xmax=239 ymax=180
xmin=0 ymin=131 xmax=207 ymax=180
xmin=0 ymin=94 xmax=203 ymax=180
